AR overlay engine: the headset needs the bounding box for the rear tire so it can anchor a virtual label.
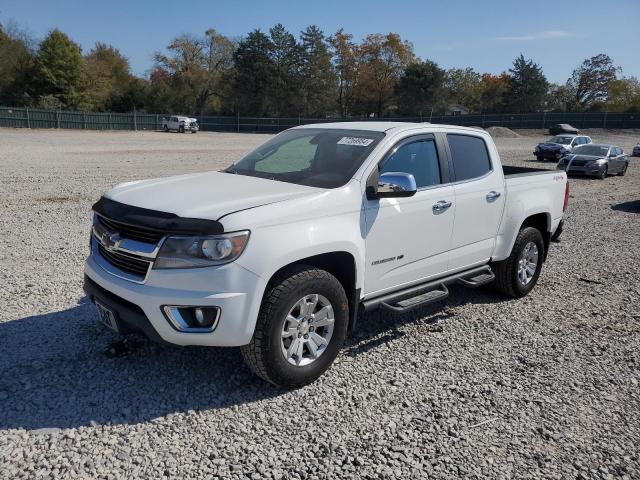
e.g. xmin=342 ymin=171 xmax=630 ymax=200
xmin=241 ymin=265 xmax=349 ymax=388
xmin=179 ymin=125 xmax=185 ymax=133
xmin=492 ymin=227 xmax=545 ymax=298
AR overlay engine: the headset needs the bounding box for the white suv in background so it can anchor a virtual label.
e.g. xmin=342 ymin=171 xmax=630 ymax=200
xmin=162 ymin=116 xmax=199 ymax=133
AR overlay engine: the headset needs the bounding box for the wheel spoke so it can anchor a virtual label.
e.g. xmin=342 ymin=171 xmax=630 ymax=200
xmin=309 ymin=332 xmax=327 ymax=348
xmin=301 ymin=294 xmax=319 ymax=316
xmin=518 ymin=268 xmax=527 ymax=284
xmin=294 ymin=338 xmax=305 ymax=365
xmin=306 ymin=337 xmax=319 ymax=358
xmin=311 ymin=306 xmax=334 ymax=327
xmin=526 ymin=264 xmax=536 ymax=276
xmin=286 ymin=314 xmax=300 ymax=326
xmin=282 ymin=327 xmax=298 ymax=339
xmin=287 ymin=337 xmax=300 ymax=359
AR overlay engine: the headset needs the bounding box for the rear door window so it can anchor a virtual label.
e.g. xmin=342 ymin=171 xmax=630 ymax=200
xmin=446 ymin=134 xmax=492 ymax=182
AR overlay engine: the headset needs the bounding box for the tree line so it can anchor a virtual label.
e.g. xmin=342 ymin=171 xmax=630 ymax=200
xmin=1 ymin=22 xmax=639 ymax=117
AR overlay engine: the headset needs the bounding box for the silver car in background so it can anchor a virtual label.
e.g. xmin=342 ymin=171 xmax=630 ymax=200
xmin=557 ymin=144 xmax=629 ymax=179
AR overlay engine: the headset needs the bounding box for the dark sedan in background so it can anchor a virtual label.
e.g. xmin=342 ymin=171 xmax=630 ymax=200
xmin=534 ymin=134 xmax=592 ymax=161
xmin=557 ymin=144 xmax=629 ymax=179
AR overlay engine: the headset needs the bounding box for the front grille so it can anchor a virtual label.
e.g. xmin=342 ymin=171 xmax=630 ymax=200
xmin=97 ymin=215 xmax=165 ymax=243
xmin=97 ymin=243 xmax=152 ymax=278
xmin=571 ymin=160 xmax=586 ymax=167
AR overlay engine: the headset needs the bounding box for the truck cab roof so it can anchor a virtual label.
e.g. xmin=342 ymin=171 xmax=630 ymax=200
xmin=293 ymin=121 xmax=485 ymax=136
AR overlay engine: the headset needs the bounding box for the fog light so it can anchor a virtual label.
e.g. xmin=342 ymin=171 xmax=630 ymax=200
xmin=162 ymin=305 xmax=220 ymax=332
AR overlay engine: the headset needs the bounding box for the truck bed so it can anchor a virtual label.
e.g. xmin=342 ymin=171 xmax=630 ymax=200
xmin=502 ymin=165 xmax=555 ymax=178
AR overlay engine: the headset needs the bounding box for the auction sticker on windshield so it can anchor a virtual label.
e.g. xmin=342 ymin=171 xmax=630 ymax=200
xmin=337 ymin=137 xmax=374 ymax=147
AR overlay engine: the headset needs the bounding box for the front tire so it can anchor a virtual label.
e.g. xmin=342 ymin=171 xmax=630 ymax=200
xmin=241 ymin=265 xmax=349 ymax=388
xmin=598 ymin=166 xmax=608 ymax=180
xmin=492 ymin=227 xmax=545 ymax=298
xmin=536 ymin=155 xmax=543 ymax=162
xmin=179 ymin=125 xmax=185 ymax=133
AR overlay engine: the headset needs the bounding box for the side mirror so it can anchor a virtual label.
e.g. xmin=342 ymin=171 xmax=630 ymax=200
xmin=367 ymin=172 xmax=417 ymax=199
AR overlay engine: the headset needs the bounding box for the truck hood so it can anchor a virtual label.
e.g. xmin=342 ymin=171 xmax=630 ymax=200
xmin=105 ymin=171 xmax=320 ymax=220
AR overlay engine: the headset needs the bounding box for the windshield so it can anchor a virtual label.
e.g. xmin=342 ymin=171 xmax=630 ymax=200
xmin=225 ymin=128 xmax=385 ymax=188
xmin=548 ymin=136 xmax=572 ymax=145
xmin=572 ymin=145 xmax=609 ymax=156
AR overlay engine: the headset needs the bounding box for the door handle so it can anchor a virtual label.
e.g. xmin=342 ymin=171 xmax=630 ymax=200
xmin=486 ymin=191 xmax=501 ymax=201
xmin=432 ymin=200 xmax=452 ymax=212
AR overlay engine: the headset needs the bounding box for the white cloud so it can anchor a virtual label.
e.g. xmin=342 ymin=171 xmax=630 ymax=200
xmin=494 ymin=30 xmax=571 ymax=42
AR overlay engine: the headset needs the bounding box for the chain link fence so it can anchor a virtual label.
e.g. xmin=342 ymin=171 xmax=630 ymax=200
xmin=1 ymin=106 xmax=639 ymax=133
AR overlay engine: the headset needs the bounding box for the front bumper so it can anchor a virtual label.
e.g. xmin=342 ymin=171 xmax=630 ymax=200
xmin=535 ymin=150 xmax=565 ymax=160
xmin=84 ymin=252 xmax=266 ymax=346
xmin=558 ymin=164 xmax=605 ymax=177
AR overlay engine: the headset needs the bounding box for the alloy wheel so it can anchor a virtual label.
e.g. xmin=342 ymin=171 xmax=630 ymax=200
xmin=517 ymin=242 xmax=539 ymax=286
xmin=280 ymin=294 xmax=335 ymax=366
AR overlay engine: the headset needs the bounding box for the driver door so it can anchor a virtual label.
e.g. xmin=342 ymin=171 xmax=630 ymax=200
xmin=363 ymin=134 xmax=455 ymax=296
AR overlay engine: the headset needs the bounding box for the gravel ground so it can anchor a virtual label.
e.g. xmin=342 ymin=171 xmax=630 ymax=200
xmin=1 ymin=127 xmax=639 ymax=479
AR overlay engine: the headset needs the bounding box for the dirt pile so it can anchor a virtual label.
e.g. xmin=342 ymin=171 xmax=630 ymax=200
xmin=486 ymin=126 xmax=521 ymax=138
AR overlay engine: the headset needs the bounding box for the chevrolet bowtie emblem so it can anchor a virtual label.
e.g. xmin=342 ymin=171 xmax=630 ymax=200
xmin=101 ymin=231 xmax=121 ymax=251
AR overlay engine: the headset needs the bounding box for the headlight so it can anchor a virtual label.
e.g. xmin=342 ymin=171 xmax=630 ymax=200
xmin=154 ymin=230 xmax=250 ymax=269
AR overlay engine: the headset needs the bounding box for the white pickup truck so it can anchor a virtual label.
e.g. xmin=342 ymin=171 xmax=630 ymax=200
xmin=84 ymin=122 xmax=569 ymax=387
xmin=162 ymin=115 xmax=199 ymax=133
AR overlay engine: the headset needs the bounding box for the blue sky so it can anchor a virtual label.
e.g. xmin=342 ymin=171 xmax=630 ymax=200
xmin=1 ymin=0 xmax=638 ymax=83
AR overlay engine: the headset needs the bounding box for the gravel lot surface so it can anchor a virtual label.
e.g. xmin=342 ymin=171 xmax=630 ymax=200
xmin=1 ymin=127 xmax=639 ymax=479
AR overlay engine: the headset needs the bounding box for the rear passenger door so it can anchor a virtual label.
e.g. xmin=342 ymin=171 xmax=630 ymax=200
xmin=446 ymin=133 xmax=506 ymax=270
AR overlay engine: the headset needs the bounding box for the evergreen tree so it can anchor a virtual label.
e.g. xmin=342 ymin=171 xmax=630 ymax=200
xmin=267 ymin=24 xmax=302 ymax=116
xmin=232 ymin=30 xmax=273 ymax=116
xmin=503 ymin=54 xmax=548 ymax=113
xmin=299 ymin=25 xmax=336 ymax=117
xmin=36 ymin=29 xmax=89 ymax=109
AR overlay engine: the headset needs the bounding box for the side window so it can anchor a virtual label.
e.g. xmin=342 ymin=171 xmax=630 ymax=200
xmin=580 ymin=137 xmax=588 ymax=145
xmin=447 ymin=134 xmax=492 ymax=182
xmin=380 ymin=138 xmax=441 ymax=188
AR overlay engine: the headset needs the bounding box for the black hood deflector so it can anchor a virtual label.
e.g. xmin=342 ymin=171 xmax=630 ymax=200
xmin=92 ymin=196 xmax=224 ymax=235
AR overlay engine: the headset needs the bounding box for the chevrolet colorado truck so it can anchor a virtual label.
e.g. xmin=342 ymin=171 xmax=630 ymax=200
xmin=84 ymin=122 xmax=569 ymax=387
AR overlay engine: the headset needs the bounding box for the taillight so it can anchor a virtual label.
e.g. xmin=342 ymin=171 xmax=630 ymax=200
xmin=563 ymin=181 xmax=570 ymax=211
